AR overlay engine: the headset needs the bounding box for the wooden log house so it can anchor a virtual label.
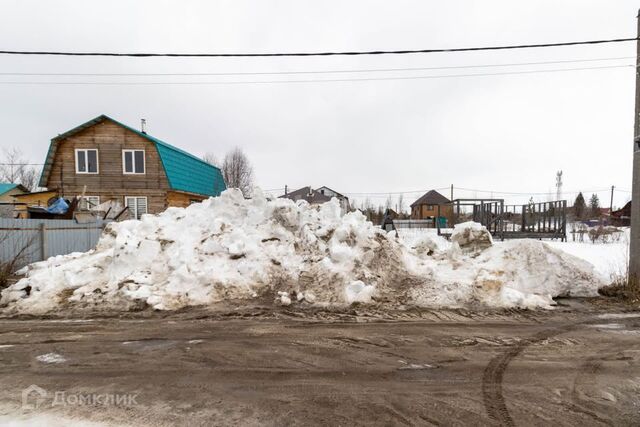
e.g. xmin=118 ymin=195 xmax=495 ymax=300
xmin=38 ymin=115 xmax=226 ymax=218
xmin=410 ymin=190 xmax=452 ymax=220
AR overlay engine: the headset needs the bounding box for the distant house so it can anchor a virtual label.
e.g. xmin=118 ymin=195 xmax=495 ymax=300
xmin=38 ymin=115 xmax=226 ymax=219
xmin=410 ymin=190 xmax=452 ymax=221
xmin=610 ymin=201 xmax=631 ymax=227
xmin=0 ymin=183 xmax=28 ymax=203
xmin=0 ymin=183 xmax=29 ymax=218
xmin=280 ymin=186 xmax=350 ymax=213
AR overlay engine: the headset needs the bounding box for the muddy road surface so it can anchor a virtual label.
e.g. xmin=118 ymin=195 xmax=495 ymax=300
xmin=0 ymin=301 xmax=639 ymax=426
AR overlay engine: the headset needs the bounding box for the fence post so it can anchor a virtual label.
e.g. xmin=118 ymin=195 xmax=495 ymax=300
xmin=39 ymin=222 xmax=47 ymax=261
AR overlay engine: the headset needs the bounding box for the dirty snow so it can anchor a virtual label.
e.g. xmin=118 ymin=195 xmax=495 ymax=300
xmin=0 ymin=190 xmax=607 ymax=314
xmin=35 ymin=353 xmax=66 ymax=364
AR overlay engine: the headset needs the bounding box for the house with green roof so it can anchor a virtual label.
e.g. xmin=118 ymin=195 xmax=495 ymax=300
xmin=0 ymin=183 xmax=29 ymax=203
xmin=0 ymin=183 xmax=29 ymax=218
xmin=39 ymin=115 xmax=226 ymax=218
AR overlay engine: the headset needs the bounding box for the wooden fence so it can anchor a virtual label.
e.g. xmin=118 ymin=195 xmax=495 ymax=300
xmin=436 ymin=199 xmax=567 ymax=241
xmin=0 ymin=218 xmax=110 ymax=268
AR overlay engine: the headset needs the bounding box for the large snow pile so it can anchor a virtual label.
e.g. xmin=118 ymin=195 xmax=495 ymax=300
xmin=0 ymin=190 xmax=607 ymax=314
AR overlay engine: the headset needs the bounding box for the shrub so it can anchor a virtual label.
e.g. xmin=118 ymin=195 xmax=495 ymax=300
xmin=0 ymin=232 xmax=35 ymax=289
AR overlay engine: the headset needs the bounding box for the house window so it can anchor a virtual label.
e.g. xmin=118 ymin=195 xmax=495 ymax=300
xmin=426 ymin=205 xmax=434 ymax=210
xmin=80 ymin=196 xmax=100 ymax=210
xmin=125 ymin=196 xmax=148 ymax=220
xmin=75 ymin=149 xmax=99 ymax=174
xmin=122 ymin=150 xmax=145 ymax=174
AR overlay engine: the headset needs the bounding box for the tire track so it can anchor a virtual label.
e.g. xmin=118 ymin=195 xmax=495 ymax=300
xmin=568 ymin=355 xmax=613 ymax=426
xmin=482 ymin=324 xmax=577 ymax=426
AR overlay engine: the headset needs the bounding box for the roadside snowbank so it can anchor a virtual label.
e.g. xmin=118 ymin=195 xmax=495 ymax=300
xmin=0 ymin=190 xmax=606 ymax=314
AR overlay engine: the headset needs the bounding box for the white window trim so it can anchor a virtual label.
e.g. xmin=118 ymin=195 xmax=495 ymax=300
xmin=122 ymin=149 xmax=146 ymax=175
xmin=75 ymin=149 xmax=99 ymax=174
xmin=80 ymin=196 xmax=100 ymax=210
xmin=124 ymin=196 xmax=148 ymax=220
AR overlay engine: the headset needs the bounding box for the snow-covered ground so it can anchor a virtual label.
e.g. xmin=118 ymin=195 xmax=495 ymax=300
xmin=400 ymin=227 xmax=629 ymax=282
xmin=546 ymin=231 xmax=629 ymax=281
xmin=0 ymin=190 xmax=608 ymax=314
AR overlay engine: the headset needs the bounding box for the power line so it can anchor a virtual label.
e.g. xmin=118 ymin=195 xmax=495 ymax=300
xmin=0 ymin=175 xmax=627 ymax=199
xmin=345 ymin=187 xmax=450 ymax=196
xmin=453 ymin=186 xmax=614 ymax=196
xmin=0 ymin=56 xmax=633 ymax=77
xmin=0 ymin=37 xmax=637 ymax=58
xmin=0 ymin=64 xmax=631 ymax=86
xmin=343 ymin=186 xmax=626 ymax=198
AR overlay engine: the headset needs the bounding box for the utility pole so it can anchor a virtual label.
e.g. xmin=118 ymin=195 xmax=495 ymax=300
xmin=556 ymin=171 xmax=563 ymax=201
xmin=610 ymin=185 xmax=615 ymax=213
xmin=630 ymin=9 xmax=640 ymax=283
xmin=450 ymin=184 xmax=454 ymax=201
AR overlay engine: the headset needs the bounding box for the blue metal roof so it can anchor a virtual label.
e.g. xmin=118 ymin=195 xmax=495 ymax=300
xmin=39 ymin=115 xmax=226 ymax=197
xmin=0 ymin=183 xmax=27 ymax=196
xmin=0 ymin=183 xmax=19 ymax=195
xmin=112 ymin=118 xmax=226 ymax=197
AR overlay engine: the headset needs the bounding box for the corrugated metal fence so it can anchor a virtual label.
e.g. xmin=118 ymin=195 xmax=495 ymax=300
xmin=0 ymin=218 xmax=110 ymax=268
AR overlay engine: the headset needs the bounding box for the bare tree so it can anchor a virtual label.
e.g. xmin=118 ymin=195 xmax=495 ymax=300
xmin=221 ymin=147 xmax=254 ymax=197
xmin=385 ymin=194 xmax=393 ymax=211
xmin=397 ymin=194 xmax=405 ymax=216
xmin=0 ymin=148 xmax=40 ymax=190
xmin=202 ymin=152 xmax=220 ymax=167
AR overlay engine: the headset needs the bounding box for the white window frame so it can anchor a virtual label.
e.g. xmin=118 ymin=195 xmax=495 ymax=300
xmin=122 ymin=149 xmax=146 ymax=175
xmin=124 ymin=196 xmax=148 ymax=220
xmin=81 ymin=195 xmax=100 ymax=210
xmin=75 ymin=149 xmax=99 ymax=174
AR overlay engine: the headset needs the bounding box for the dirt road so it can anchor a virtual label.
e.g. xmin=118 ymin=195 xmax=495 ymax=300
xmin=0 ymin=301 xmax=639 ymax=426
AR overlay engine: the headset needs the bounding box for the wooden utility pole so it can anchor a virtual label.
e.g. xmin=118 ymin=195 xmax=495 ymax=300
xmin=630 ymin=9 xmax=640 ymax=283
xmin=610 ymin=185 xmax=615 ymax=213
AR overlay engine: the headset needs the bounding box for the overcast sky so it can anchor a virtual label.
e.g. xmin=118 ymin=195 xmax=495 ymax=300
xmin=0 ymin=0 xmax=637 ymax=208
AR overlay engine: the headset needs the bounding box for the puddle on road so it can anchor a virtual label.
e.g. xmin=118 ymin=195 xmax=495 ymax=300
xmin=121 ymin=339 xmax=180 ymax=350
xmin=398 ymin=363 xmax=436 ymax=370
xmin=121 ymin=338 xmax=204 ymax=350
xmin=588 ymin=321 xmax=640 ymax=335
xmin=42 ymin=319 xmax=95 ymax=323
xmin=597 ymin=313 xmax=640 ymax=319
xmin=587 ymin=323 xmax=625 ymax=329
